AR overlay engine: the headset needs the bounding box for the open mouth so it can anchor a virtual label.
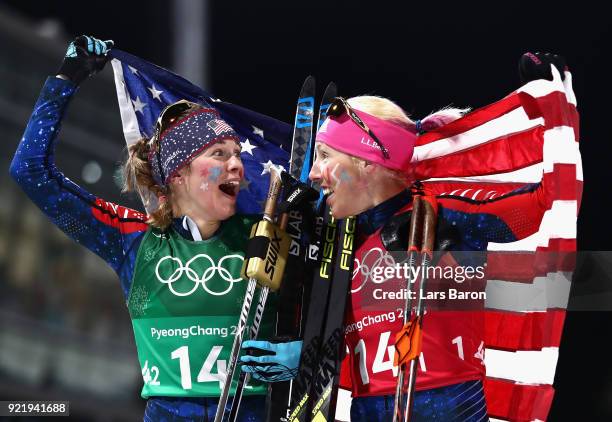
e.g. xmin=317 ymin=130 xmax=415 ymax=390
xmin=322 ymin=187 xmax=335 ymax=196
xmin=219 ymin=180 xmax=240 ymax=197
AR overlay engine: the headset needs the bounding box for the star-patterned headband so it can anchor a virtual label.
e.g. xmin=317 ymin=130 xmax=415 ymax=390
xmin=148 ymin=106 xmax=239 ymax=186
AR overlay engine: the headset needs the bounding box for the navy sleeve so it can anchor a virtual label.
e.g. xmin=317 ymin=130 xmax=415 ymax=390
xmin=437 ymin=183 xmax=545 ymax=250
xmin=9 ymin=76 xmax=149 ymax=298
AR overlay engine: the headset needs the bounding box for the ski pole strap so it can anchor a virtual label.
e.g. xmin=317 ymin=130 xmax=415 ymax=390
xmin=393 ymin=316 xmax=423 ymax=366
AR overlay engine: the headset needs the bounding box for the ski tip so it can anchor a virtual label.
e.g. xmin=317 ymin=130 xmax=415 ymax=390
xmin=303 ymin=75 xmax=316 ymax=86
xmin=320 ymin=82 xmax=338 ymax=105
xmin=324 ymin=81 xmax=338 ymax=92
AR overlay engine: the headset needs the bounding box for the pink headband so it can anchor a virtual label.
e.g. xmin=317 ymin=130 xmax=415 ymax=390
xmin=316 ymin=108 xmax=417 ymax=172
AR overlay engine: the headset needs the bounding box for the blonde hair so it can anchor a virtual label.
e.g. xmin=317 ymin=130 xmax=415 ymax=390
xmin=346 ymin=95 xmax=470 ymax=185
xmin=122 ymin=101 xmax=203 ymax=230
xmin=347 ymin=95 xmax=469 ymax=133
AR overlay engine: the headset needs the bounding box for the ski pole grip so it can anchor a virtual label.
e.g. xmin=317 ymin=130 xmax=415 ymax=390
xmin=264 ymin=167 xmax=283 ymax=220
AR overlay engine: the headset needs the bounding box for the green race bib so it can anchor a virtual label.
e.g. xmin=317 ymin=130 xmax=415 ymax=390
xmin=128 ymin=216 xmax=274 ymax=398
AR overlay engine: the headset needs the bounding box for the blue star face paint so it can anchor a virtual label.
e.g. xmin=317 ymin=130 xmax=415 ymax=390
xmin=208 ymin=167 xmax=222 ymax=182
xmin=340 ymin=169 xmax=352 ymax=182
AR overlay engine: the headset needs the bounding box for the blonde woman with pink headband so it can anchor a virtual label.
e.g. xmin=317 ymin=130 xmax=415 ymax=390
xmin=306 ymin=53 xmax=567 ymax=421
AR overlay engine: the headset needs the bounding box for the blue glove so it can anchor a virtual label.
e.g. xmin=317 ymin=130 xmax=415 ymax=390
xmin=240 ymin=340 xmax=302 ymax=382
xmin=57 ymin=35 xmax=114 ymax=85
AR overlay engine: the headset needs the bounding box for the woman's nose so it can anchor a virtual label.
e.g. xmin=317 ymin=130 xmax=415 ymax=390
xmin=308 ymin=161 xmax=321 ymax=182
xmin=227 ymin=155 xmax=243 ymax=177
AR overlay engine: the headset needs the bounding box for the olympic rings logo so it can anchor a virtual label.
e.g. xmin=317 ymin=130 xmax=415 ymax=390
xmin=155 ymin=254 xmax=244 ymax=297
xmin=352 ymin=247 xmax=405 ymax=293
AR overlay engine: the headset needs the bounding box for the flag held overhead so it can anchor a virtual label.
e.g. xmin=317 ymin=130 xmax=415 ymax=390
xmin=108 ymin=48 xmax=292 ymax=215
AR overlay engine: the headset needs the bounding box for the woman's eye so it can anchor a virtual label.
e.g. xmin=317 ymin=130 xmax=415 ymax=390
xmin=211 ymin=150 xmax=224 ymax=157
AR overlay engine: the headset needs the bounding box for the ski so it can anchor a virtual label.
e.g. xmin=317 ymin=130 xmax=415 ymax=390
xmin=290 ymin=76 xmax=316 ymax=181
xmin=266 ymin=82 xmax=338 ymax=422
xmin=256 ymin=82 xmax=337 ymax=422
xmin=307 ymin=215 xmax=356 ymax=421
xmin=300 ymin=82 xmax=337 ymax=183
xmin=278 ymin=75 xmax=316 ymax=342
xmin=227 ymin=77 xmax=317 ymax=422
xmin=287 ymin=204 xmax=339 ymax=422
xmin=287 ymin=83 xmax=358 ymax=421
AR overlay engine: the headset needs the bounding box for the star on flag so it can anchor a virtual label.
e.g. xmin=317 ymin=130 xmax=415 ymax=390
xmin=240 ymin=139 xmax=257 ymax=155
xmin=148 ymin=85 xmax=163 ymax=101
xmin=131 ymin=96 xmax=147 ymax=114
xmin=252 ymin=125 xmax=264 ymax=138
xmin=260 ymin=160 xmax=285 ymax=176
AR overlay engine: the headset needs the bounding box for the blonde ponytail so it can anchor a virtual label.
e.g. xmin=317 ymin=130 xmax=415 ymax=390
xmin=418 ymin=106 xmax=471 ymax=132
xmin=123 ymin=138 xmax=173 ymax=230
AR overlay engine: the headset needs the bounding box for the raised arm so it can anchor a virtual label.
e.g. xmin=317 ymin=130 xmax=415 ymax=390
xmin=9 ymin=36 xmax=148 ymax=298
xmin=437 ymin=52 xmax=577 ymax=248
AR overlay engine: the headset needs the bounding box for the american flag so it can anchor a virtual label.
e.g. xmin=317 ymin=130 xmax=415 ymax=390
xmin=108 ymin=49 xmax=291 ymax=214
xmin=207 ymin=118 xmax=234 ymax=136
xmin=411 ymin=66 xmax=581 ymax=421
xmin=110 ymin=50 xmax=580 ymax=421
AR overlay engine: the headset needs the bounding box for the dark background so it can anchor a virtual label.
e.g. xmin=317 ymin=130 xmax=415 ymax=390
xmin=1 ymin=1 xmax=610 ymax=420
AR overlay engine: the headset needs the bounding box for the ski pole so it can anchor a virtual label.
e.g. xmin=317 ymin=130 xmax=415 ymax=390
xmin=392 ymin=196 xmax=423 ymax=422
xmin=214 ymin=277 xmax=257 ymax=422
xmin=214 ymin=167 xmax=285 ymax=422
xmin=227 ymin=284 xmax=270 ymax=421
xmin=392 ymin=194 xmax=438 ymax=422
xmin=228 ymin=211 xmax=290 ymax=422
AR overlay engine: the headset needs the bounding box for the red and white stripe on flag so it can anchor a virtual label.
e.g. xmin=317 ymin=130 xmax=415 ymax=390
xmin=416 ymin=66 xmax=581 ymax=422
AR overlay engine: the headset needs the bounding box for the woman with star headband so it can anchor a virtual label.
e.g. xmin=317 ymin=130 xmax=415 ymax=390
xmin=10 ymin=35 xmax=302 ymax=421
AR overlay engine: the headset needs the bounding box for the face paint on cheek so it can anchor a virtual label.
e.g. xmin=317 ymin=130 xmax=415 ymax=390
xmin=200 ymin=182 xmax=209 ymax=191
xmin=329 ymin=163 xmax=343 ymax=188
xmin=339 ymin=169 xmax=352 ymax=183
xmin=208 ymin=166 xmax=223 ymax=183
